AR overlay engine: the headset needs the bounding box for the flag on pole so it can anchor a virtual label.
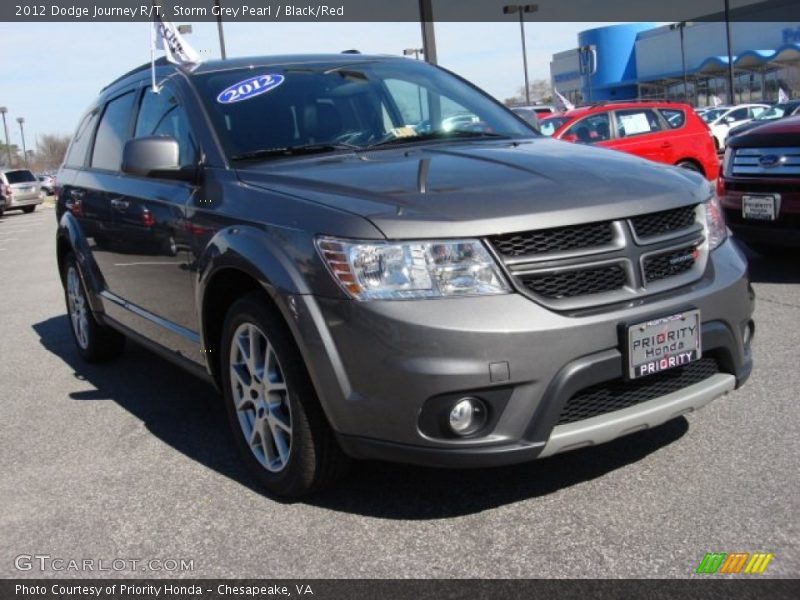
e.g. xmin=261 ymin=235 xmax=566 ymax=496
xmin=153 ymin=16 xmax=202 ymax=66
xmin=711 ymin=95 xmax=723 ymax=107
xmin=778 ymin=87 xmax=789 ymax=103
xmin=554 ymin=88 xmax=575 ymax=111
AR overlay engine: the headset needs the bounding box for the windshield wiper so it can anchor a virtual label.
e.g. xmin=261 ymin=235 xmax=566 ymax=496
xmin=232 ymin=143 xmax=360 ymax=161
xmin=367 ymin=130 xmax=510 ymax=150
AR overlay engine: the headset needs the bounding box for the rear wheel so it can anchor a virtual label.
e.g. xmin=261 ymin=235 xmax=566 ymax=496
xmin=220 ymin=292 xmax=349 ymax=497
xmin=676 ymin=160 xmax=703 ymax=175
xmin=63 ymin=253 xmax=126 ymax=362
xmin=22 ymin=205 xmax=36 ymax=214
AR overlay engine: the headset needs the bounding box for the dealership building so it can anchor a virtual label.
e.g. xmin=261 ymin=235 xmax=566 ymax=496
xmin=550 ymin=21 xmax=800 ymax=106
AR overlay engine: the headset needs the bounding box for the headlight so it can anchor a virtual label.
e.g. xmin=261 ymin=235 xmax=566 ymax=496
xmin=703 ymin=194 xmax=727 ymax=251
xmin=316 ymin=237 xmax=510 ymax=300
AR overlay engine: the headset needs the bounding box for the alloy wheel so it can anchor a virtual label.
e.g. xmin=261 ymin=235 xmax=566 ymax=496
xmin=66 ymin=266 xmax=89 ymax=350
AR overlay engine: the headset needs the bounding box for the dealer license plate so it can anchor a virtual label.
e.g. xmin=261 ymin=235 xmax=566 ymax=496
xmin=627 ymin=310 xmax=701 ymax=379
xmin=743 ymin=195 xmax=778 ymax=221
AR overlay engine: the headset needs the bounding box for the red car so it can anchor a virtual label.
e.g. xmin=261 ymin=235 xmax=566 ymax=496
xmin=540 ymin=101 xmax=720 ymax=180
xmin=718 ymin=115 xmax=800 ymax=256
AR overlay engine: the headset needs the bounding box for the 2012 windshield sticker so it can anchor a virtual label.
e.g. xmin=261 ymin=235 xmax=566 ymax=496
xmin=217 ymin=75 xmax=285 ymax=104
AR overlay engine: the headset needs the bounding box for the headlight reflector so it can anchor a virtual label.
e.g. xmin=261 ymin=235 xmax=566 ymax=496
xmin=703 ymin=194 xmax=728 ymax=251
xmin=316 ymin=237 xmax=510 ymax=300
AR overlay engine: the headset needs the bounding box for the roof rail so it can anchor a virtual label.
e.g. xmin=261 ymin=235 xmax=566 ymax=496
xmin=577 ymin=98 xmax=683 ymax=108
xmin=100 ymin=57 xmax=175 ymax=92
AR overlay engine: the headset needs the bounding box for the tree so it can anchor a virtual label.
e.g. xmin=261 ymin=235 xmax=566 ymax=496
xmin=0 ymin=143 xmax=21 ymax=168
xmin=36 ymin=134 xmax=70 ymax=171
xmin=504 ymin=79 xmax=553 ymax=107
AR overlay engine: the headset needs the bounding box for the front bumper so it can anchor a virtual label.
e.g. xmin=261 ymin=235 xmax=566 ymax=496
xmin=292 ymin=239 xmax=753 ymax=468
xmin=722 ymin=182 xmax=800 ymax=248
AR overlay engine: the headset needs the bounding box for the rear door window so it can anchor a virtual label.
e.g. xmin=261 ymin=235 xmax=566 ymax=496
xmin=91 ymin=91 xmax=136 ymax=171
xmin=614 ymin=109 xmax=663 ymax=138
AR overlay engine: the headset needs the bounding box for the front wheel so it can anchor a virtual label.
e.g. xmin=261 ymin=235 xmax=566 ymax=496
xmin=63 ymin=253 xmax=126 ymax=362
xmin=220 ymin=293 xmax=349 ymax=497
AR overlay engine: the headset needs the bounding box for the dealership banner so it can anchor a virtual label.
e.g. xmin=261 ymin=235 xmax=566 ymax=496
xmin=3 ymin=0 xmax=800 ymax=22
xmin=2 ymin=579 xmax=798 ymax=599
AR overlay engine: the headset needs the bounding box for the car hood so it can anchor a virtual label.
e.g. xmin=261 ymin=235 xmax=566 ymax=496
xmin=236 ymin=137 xmax=711 ymax=239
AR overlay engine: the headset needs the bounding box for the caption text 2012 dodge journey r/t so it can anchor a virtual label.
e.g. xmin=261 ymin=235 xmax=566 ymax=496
xmin=56 ymin=55 xmax=754 ymax=497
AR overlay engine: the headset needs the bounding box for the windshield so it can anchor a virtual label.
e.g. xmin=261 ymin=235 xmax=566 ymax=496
xmin=755 ymin=105 xmax=788 ymax=120
xmin=192 ymin=59 xmax=535 ymax=160
xmin=539 ymin=117 xmax=569 ymax=136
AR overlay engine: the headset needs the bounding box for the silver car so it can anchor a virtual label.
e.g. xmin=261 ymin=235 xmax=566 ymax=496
xmin=1 ymin=169 xmax=43 ymax=214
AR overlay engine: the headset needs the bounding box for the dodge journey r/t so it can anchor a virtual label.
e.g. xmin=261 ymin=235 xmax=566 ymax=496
xmin=56 ymin=54 xmax=754 ymax=497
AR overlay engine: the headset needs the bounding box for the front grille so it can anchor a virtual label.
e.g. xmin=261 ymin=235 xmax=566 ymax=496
xmin=643 ymin=245 xmax=699 ymax=283
xmin=630 ymin=205 xmax=697 ymax=239
xmin=519 ymin=265 xmax=626 ymax=299
xmin=731 ymin=147 xmax=800 ymax=177
xmin=556 ymin=358 xmax=720 ymax=426
xmin=489 ymin=221 xmax=614 ymax=257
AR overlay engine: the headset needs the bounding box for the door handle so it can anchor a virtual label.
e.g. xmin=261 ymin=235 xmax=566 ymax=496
xmin=110 ymin=198 xmax=130 ymax=211
xmin=660 ymin=142 xmax=672 ymax=148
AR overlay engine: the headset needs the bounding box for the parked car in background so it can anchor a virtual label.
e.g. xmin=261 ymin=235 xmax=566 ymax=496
xmin=510 ymin=106 xmax=540 ymax=131
xmin=540 ymin=101 xmax=719 ymax=180
xmin=719 ymin=115 xmax=800 ymax=256
xmin=0 ymin=169 xmax=43 ymax=214
xmin=37 ymin=174 xmax=55 ymax=195
xmin=0 ymin=192 xmax=6 ymax=217
xmin=702 ymin=103 xmax=769 ymax=150
xmin=726 ymin=100 xmax=800 ymax=140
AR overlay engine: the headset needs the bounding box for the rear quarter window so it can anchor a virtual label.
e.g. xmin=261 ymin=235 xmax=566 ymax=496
xmin=658 ymin=108 xmax=686 ymax=129
xmin=64 ymin=110 xmax=99 ymax=168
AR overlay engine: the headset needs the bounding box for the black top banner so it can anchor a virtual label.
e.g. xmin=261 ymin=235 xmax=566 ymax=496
xmin=4 ymin=0 xmax=800 ymax=22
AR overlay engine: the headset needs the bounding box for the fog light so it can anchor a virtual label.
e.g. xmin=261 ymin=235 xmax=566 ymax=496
xmin=743 ymin=321 xmax=754 ymax=347
xmin=449 ymin=397 xmax=485 ymax=436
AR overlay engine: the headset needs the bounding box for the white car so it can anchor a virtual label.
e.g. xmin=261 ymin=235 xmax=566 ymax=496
xmin=704 ymin=104 xmax=769 ymax=150
xmin=0 ymin=169 xmax=43 ymax=214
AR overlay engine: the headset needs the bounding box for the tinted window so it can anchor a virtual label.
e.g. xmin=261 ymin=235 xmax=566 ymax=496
xmin=658 ymin=108 xmax=686 ymax=129
xmin=91 ymin=91 xmax=136 ymax=171
xmin=4 ymin=170 xmax=37 ymax=184
xmin=564 ymin=113 xmax=611 ymax=143
xmin=64 ymin=111 xmax=99 ymax=168
xmin=614 ymin=109 xmax=662 ymax=137
xmin=749 ymin=106 xmax=766 ymax=118
xmin=135 ymin=85 xmax=196 ymax=168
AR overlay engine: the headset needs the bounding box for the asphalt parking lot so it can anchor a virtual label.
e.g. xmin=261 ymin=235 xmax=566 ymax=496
xmin=0 ymin=205 xmax=797 ymax=579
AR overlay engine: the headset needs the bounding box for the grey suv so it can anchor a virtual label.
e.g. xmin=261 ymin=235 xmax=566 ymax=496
xmin=56 ymin=55 xmax=754 ymax=497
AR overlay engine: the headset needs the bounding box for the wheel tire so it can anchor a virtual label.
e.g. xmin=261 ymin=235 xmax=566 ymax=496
xmin=63 ymin=253 xmax=126 ymax=362
xmin=676 ymin=160 xmax=703 ymax=174
xmin=220 ymin=292 xmax=349 ymax=498
xmin=22 ymin=205 xmax=36 ymax=214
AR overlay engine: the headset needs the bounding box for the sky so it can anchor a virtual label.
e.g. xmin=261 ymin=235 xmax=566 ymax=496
xmin=0 ymin=20 xmax=619 ymax=149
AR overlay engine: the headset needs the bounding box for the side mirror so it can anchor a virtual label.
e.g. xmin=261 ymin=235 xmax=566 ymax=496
xmin=122 ymin=137 xmax=193 ymax=181
xmin=561 ymin=133 xmax=578 ymax=142
xmin=723 ymin=116 xmax=735 ymax=124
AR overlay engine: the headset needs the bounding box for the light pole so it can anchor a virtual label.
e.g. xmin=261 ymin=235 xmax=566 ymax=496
xmin=214 ymin=0 xmax=227 ymax=59
xmin=0 ymin=107 xmax=11 ymax=167
xmin=670 ymin=21 xmax=694 ymax=103
xmin=724 ymin=0 xmax=736 ymax=104
xmin=503 ymin=4 xmax=538 ymax=105
xmin=16 ymin=117 xmax=28 ymax=168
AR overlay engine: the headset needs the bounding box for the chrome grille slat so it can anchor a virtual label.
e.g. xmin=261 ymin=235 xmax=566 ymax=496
xmin=731 ymin=147 xmax=800 ymax=176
